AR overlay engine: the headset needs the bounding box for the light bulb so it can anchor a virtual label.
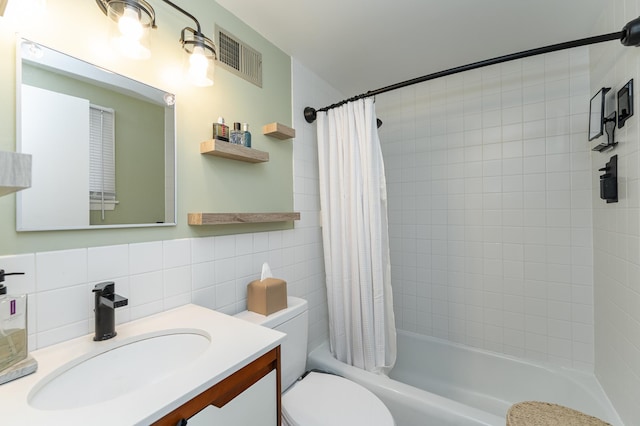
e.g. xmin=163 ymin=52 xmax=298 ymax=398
xmin=118 ymin=6 xmax=144 ymax=41
xmin=187 ymin=45 xmax=213 ymax=86
xmin=110 ymin=4 xmax=150 ymax=59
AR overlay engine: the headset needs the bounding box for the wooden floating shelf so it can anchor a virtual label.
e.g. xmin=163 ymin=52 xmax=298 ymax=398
xmin=188 ymin=212 xmax=301 ymax=225
xmin=200 ymin=139 xmax=269 ymax=163
xmin=262 ymin=122 xmax=295 ymax=140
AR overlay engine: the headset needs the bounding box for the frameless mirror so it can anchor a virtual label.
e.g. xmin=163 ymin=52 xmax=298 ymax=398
xmin=16 ymin=39 xmax=176 ymax=231
xmin=588 ymin=87 xmax=610 ymax=141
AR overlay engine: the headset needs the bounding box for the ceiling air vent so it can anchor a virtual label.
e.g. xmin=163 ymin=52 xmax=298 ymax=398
xmin=216 ymin=26 xmax=262 ymax=88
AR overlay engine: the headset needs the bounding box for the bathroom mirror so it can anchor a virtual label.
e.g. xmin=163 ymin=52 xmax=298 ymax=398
xmin=16 ymin=39 xmax=176 ymax=231
xmin=588 ymin=87 xmax=610 ymax=141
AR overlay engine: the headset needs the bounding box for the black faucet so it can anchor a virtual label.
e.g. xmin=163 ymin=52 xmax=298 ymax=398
xmin=92 ymin=281 xmax=128 ymax=341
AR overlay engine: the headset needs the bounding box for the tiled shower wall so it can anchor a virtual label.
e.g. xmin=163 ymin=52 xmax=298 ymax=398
xmin=377 ymin=47 xmax=595 ymax=370
xmin=590 ymin=1 xmax=640 ymax=424
xmin=0 ymin=59 xmax=332 ymax=354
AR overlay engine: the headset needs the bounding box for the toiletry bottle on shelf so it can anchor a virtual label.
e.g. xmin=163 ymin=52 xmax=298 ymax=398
xmin=230 ymin=122 xmax=242 ymax=145
xmin=242 ymin=123 xmax=252 ymax=148
xmin=212 ymin=116 xmax=229 ymax=142
xmin=0 ymin=270 xmax=27 ymax=372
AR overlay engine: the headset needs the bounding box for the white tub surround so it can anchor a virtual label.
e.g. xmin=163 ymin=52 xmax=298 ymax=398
xmin=0 ymin=151 xmax=31 ymax=197
xmin=308 ymin=331 xmax=622 ymax=426
xmin=589 ymin=2 xmax=640 ymax=424
xmin=377 ymin=47 xmax=595 ymax=371
xmin=0 ymin=304 xmax=285 ymax=425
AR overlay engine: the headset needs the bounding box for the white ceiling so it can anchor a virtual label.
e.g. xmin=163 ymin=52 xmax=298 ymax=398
xmin=216 ymin=0 xmax=608 ymax=102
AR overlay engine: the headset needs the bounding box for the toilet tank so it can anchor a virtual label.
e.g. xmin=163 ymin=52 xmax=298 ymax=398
xmin=234 ymin=297 xmax=308 ymax=390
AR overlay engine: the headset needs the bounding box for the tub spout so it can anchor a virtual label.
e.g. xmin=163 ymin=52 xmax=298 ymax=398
xmin=93 ymin=281 xmax=128 ymax=341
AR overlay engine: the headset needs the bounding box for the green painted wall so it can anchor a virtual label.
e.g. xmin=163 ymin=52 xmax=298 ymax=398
xmin=0 ymin=0 xmax=293 ymax=255
xmin=23 ymin=63 xmax=166 ymax=225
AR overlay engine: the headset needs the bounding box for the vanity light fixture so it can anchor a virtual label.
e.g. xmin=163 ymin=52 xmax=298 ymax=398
xmin=95 ymin=0 xmax=155 ymax=60
xmin=95 ymin=0 xmax=217 ymax=86
xmin=180 ymin=26 xmax=216 ymax=87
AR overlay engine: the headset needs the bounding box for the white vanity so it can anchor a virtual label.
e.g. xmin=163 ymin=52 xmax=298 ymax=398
xmin=0 ymin=304 xmax=285 ymax=425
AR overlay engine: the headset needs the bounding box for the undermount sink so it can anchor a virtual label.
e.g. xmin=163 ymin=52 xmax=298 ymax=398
xmin=28 ymin=329 xmax=211 ymax=410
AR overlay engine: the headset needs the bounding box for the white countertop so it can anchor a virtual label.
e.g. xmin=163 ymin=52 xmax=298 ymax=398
xmin=0 ymin=304 xmax=285 ymax=425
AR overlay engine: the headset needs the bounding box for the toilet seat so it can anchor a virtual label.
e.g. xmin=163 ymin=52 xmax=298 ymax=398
xmin=282 ymin=372 xmax=395 ymax=426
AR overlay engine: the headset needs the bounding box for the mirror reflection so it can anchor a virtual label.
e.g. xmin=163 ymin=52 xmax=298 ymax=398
xmin=16 ymin=39 xmax=176 ymax=231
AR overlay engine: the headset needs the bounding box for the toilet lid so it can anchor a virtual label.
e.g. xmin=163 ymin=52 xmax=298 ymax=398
xmin=282 ymin=372 xmax=395 ymax=426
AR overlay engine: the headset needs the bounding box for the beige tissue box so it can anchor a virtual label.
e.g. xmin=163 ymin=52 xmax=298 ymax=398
xmin=247 ymin=278 xmax=287 ymax=315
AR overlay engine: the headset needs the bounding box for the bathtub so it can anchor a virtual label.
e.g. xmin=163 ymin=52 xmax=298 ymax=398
xmin=307 ymin=330 xmax=623 ymax=426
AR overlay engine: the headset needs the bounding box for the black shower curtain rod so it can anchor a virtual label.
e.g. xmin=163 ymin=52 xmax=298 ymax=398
xmin=303 ymin=16 xmax=640 ymax=124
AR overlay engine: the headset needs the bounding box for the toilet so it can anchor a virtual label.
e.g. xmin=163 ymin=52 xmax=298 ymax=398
xmin=234 ymin=296 xmax=395 ymax=426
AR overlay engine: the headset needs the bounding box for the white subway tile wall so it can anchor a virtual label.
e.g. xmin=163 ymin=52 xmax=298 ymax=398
xmin=2 ymin=229 xmax=323 ymax=351
xmin=377 ymin=47 xmax=594 ymax=370
xmin=590 ymin=1 xmax=640 ymax=424
xmin=0 ymin=59 xmax=333 ymax=355
xmin=291 ymin=58 xmax=341 ymax=350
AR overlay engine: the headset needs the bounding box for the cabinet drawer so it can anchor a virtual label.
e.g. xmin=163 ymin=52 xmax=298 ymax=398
xmin=189 ymin=370 xmax=277 ymax=425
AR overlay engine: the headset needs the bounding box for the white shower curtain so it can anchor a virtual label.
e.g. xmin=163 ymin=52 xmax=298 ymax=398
xmin=317 ymin=97 xmax=396 ymax=374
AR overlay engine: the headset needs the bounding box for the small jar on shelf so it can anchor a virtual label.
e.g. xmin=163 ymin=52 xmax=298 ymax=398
xmin=230 ymin=122 xmax=242 ymax=145
xmin=242 ymin=123 xmax=252 ymax=148
xmin=212 ymin=116 xmax=229 ymax=142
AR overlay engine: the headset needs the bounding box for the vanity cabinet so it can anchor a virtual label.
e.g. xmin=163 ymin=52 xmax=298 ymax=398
xmin=152 ymin=347 xmax=281 ymax=425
